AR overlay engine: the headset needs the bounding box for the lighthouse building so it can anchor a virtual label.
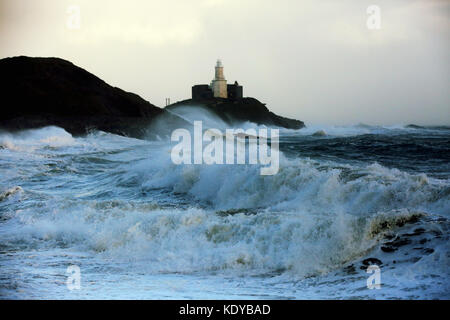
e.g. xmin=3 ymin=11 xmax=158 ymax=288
xmin=211 ymin=59 xmax=227 ymax=98
xmin=192 ymin=60 xmax=243 ymax=101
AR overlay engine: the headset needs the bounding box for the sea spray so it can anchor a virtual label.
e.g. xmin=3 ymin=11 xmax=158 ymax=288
xmin=171 ymin=121 xmax=280 ymax=175
xmin=0 ymin=125 xmax=449 ymax=299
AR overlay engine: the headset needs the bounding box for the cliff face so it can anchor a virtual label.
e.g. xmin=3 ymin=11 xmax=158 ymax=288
xmin=0 ymin=56 xmax=185 ymax=138
xmin=166 ymin=98 xmax=305 ymax=130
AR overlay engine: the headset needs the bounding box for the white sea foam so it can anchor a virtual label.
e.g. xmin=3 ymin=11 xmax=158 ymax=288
xmin=0 ymin=126 xmax=78 ymax=154
xmin=279 ymin=123 xmax=442 ymax=137
xmin=133 ymin=147 xmax=449 ymax=215
xmin=0 ymin=125 xmax=448 ymax=298
xmin=1 ymin=195 xmax=430 ymax=278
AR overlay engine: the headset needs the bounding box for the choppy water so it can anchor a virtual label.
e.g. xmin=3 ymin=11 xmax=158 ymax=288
xmin=0 ymin=118 xmax=449 ymax=299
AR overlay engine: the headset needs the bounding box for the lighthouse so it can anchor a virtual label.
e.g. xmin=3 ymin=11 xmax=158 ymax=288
xmin=211 ymin=59 xmax=227 ymax=98
xmin=191 ymin=60 xmax=243 ymax=100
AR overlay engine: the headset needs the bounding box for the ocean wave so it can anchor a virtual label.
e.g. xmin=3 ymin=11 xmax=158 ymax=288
xmin=280 ymin=123 xmax=450 ymax=137
xmin=0 ymin=195 xmax=435 ymax=278
xmin=0 ymin=126 xmax=152 ymax=157
xmin=0 ymin=124 xmax=448 ymax=283
xmin=0 ymin=126 xmax=76 ymax=152
xmin=134 ymin=150 xmax=449 ymax=215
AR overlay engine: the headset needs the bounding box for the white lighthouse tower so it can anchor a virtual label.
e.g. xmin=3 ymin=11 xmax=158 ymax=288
xmin=211 ymin=59 xmax=227 ymax=98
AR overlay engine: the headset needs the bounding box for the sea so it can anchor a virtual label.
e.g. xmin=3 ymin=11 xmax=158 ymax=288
xmin=0 ymin=112 xmax=449 ymax=299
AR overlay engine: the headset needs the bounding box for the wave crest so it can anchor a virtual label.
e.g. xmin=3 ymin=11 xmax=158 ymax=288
xmin=135 ymin=152 xmax=448 ymax=215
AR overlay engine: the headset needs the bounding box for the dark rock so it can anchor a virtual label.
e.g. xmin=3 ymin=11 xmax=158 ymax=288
xmin=362 ymin=258 xmax=382 ymax=266
xmin=312 ymin=130 xmax=327 ymax=137
xmin=0 ymin=56 xmax=187 ymax=139
xmin=166 ymin=98 xmax=305 ymax=130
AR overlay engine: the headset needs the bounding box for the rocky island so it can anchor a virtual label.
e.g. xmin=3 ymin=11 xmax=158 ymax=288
xmin=166 ymin=97 xmax=304 ymax=129
xmin=0 ymin=56 xmax=304 ymax=139
xmin=167 ymin=59 xmax=304 ymax=130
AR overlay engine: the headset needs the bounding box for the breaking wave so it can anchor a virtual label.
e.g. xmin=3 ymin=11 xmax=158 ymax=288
xmin=0 ymin=125 xmax=449 ymax=298
xmin=134 ymin=151 xmax=449 ymax=215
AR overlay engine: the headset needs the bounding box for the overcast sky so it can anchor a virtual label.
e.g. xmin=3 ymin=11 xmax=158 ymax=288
xmin=1 ymin=0 xmax=449 ymax=125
